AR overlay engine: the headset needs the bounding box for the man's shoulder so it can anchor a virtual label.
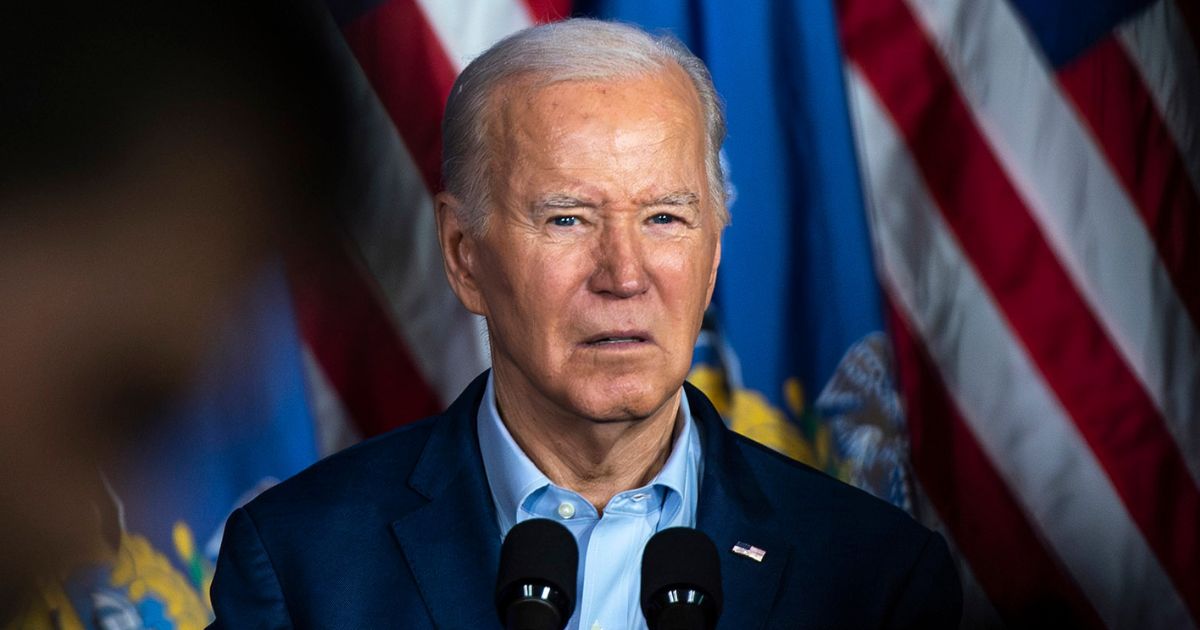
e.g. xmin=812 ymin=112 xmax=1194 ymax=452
xmin=727 ymin=430 xmax=930 ymax=541
xmin=209 ymin=412 xmax=477 ymax=626
xmin=719 ymin=430 xmax=961 ymax=627
xmin=234 ymin=372 xmax=491 ymax=542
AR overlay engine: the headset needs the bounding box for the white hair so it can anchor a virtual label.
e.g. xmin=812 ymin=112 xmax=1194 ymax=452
xmin=441 ymin=18 xmax=729 ymax=235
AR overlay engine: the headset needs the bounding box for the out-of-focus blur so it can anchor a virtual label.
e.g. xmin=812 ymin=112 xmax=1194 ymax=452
xmin=0 ymin=1 xmax=344 ymax=619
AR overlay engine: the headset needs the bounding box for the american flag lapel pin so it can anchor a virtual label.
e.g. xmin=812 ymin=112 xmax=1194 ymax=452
xmin=731 ymin=541 xmax=766 ymax=562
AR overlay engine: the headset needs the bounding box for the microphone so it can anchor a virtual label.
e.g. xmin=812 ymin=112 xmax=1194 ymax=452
xmin=640 ymin=528 xmax=723 ymax=630
xmin=495 ymin=518 xmax=579 ymax=630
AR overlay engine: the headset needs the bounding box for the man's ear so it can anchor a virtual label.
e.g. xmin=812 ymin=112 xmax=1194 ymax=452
xmin=435 ymin=192 xmax=488 ymax=317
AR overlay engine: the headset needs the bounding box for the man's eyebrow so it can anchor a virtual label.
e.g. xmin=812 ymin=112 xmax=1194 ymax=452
xmin=533 ymin=193 xmax=596 ymax=211
xmin=643 ymin=191 xmax=700 ymax=207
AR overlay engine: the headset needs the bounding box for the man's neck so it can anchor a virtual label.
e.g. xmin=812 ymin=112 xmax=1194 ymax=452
xmin=493 ymin=377 xmax=682 ymax=514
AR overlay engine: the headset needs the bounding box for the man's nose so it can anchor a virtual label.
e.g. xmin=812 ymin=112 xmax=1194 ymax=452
xmin=588 ymin=222 xmax=648 ymax=298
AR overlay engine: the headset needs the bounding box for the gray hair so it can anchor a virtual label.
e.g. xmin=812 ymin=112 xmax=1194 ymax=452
xmin=441 ymin=18 xmax=728 ymax=235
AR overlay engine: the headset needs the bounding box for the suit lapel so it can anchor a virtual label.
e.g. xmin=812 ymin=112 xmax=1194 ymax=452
xmin=688 ymin=384 xmax=792 ymax=630
xmin=698 ymin=478 xmax=791 ymax=630
xmin=390 ymin=373 xmax=503 ymax=627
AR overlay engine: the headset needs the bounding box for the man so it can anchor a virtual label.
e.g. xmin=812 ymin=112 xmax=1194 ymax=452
xmin=209 ymin=18 xmax=961 ymax=628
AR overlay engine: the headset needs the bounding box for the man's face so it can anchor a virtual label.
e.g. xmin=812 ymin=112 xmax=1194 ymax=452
xmin=445 ymin=66 xmax=722 ymax=423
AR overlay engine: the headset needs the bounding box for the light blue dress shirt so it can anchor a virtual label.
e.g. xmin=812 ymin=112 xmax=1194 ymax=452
xmin=477 ymin=373 xmax=703 ymax=630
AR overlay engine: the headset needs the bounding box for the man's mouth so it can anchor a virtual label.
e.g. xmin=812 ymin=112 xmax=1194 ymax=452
xmin=583 ymin=331 xmax=652 ymax=346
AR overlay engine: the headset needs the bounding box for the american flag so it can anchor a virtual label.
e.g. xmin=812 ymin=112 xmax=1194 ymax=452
xmin=841 ymin=0 xmax=1200 ymax=626
xmin=290 ymin=0 xmax=568 ymax=454
xmin=300 ymin=0 xmax=1199 ymax=627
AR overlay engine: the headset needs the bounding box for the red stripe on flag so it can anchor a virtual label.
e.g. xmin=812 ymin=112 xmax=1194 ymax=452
xmin=887 ymin=298 xmax=1105 ymax=628
xmin=1057 ymin=37 xmax=1200 ymax=329
xmin=288 ymin=238 xmax=443 ymax=437
xmin=521 ymin=0 xmax=571 ymax=24
xmin=838 ymin=0 xmax=1200 ymax=619
xmin=342 ymin=0 xmax=458 ymax=194
xmin=294 ymin=0 xmax=458 ymax=438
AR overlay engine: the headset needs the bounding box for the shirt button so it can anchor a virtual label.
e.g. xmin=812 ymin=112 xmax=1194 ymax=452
xmin=631 ymin=493 xmax=649 ymax=502
xmin=557 ymin=502 xmax=576 ymax=519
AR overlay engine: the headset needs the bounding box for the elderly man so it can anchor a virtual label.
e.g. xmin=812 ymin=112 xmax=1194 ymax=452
xmin=209 ymin=18 xmax=961 ymax=629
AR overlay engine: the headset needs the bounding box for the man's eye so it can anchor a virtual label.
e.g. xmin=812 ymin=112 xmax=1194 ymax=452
xmin=551 ymin=216 xmax=578 ymax=227
xmin=649 ymin=213 xmax=677 ymax=225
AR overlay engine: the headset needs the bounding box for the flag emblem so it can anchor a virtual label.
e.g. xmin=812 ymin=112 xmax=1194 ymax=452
xmin=731 ymin=542 xmax=766 ymax=562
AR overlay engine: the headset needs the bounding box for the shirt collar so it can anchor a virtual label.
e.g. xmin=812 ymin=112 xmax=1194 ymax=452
xmin=476 ymin=371 xmax=699 ymax=536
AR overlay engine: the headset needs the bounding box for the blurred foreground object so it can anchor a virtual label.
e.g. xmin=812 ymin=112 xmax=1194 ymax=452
xmin=0 ymin=1 xmax=344 ymax=625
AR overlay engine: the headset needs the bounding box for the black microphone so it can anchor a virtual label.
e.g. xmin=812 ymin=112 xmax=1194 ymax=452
xmin=495 ymin=518 xmax=579 ymax=630
xmin=640 ymin=528 xmax=723 ymax=630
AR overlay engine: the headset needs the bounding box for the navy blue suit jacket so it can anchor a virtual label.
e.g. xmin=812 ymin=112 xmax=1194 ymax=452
xmin=209 ymin=372 xmax=961 ymax=628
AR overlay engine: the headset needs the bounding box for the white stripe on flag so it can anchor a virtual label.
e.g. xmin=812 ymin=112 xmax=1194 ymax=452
xmin=1119 ymin=0 xmax=1200 ymax=195
xmin=903 ymin=0 xmax=1200 ymax=483
xmin=847 ymin=64 xmax=1196 ymax=630
xmin=302 ymin=345 xmax=361 ymax=456
xmin=414 ymin=0 xmax=535 ymax=70
xmin=325 ymin=16 xmax=490 ymax=403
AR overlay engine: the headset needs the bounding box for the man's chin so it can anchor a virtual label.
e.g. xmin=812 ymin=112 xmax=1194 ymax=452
xmin=566 ymin=382 xmax=682 ymax=424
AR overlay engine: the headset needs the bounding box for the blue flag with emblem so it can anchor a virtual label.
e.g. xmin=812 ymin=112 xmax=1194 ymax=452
xmin=13 ymin=267 xmax=319 ymax=629
xmin=579 ymin=0 xmax=912 ymax=509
